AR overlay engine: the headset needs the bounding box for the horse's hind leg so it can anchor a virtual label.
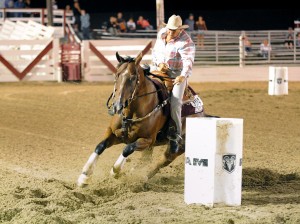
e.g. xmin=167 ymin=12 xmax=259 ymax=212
xmin=147 ymin=145 xmax=184 ymax=180
xmin=77 ymin=133 xmax=121 ymax=187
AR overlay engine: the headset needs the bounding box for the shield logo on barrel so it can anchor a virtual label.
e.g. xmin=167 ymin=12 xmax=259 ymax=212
xmin=223 ymin=154 xmax=236 ymax=173
xmin=277 ymin=78 xmax=282 ymax=84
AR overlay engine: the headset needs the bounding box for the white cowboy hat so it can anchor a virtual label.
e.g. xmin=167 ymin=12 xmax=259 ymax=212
xmin=163 ymin=15 xmax=189 ymax=30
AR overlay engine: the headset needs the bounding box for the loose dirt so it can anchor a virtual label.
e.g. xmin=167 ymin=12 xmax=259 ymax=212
xmin=0 ymin=81 xmax=299 ymax=224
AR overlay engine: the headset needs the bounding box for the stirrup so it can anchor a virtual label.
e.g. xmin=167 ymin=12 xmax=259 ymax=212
xmin=168 ymin=134 xmax=182 ymax=154
xmin=167 ymin=133 xmax=182 ymax=142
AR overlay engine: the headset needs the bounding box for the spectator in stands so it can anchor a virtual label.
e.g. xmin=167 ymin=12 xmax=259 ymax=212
xmin=52 ymin=0 xmax=59 ymax=25
xmin=65 ymin=4 xmax=75 ymax=24
xmin=137 ymin=16 xmax=153 ymax=30
xmin=4 ymin=0 xmax=13 ymax=8
xmin=195 ymin=16 xmax=207 ymax=48
xmin=117 ymin=12 xmax=127 ymax=33
xmin=52 ymin=0 xmax=58 ymax=10
xmin=127 ymin=17 xmax=136 ymax=33
xmin=0 ymin=0 xmax=5 ymax=17
xmin=72 ymin=0 xmax=81 ymax=32
xmin=184 ymin=13 xmax=195 ymax=36
xmin=259 ymin=39 xmax=272 ymax=58
xmin=4 ymin=0 xmax=14 ymax=17
xmin=0 ymin=0 xmax=5 ymax=9
xmin=243 ymin=35 xmax=252 ymax=54
xmin=14 ymin=0 xmax=25 ymax=18
xmin=107 ymin=16 xmax=119 ymax=35
xmin=80 ymin=9 xmax=90 ymax=40
xmin=24 ymin=0 xmax=33 ymax=17
xmin=25 ymin=0 xmax=30 ymax=7
xmin=296 ymin=33 xmax=300 ymax=47
xmin=284 ymin=27 xmax=294 ymax=49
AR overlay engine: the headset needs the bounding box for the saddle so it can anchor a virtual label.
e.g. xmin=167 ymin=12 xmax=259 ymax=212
xmin=148 ymin=70 xmax=204 ymax=117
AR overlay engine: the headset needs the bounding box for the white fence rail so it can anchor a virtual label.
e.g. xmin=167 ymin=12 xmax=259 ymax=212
xmin=82 ymin=39 xmax=153 ymax=81
xmin=0 ymin=39 xmax=60 ymax=82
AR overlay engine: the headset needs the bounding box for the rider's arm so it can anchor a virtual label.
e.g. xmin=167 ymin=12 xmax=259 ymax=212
xmin=179 ymin=37 xmax=195 ymax=78
xmin=152 ymin=28 xmax=167 ymax=67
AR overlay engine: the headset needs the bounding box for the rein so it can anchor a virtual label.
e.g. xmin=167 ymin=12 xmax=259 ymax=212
xmin=147 ymin=72 xmax=174 ymax=81
xmin=126 ymin=98 xmax=168 ymax=123
xmin=106 ymin=81 xmax=167 ymax=121
xmin=106 ymin=62 xmax=167 ymax=118
xmin=130 ymin=88 xmax=162 ymax=102
xmin=106 ymin=57 xmax=169 ymax=140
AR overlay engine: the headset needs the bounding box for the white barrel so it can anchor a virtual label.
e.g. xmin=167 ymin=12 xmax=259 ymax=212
xmin=268 ymin=66 xmax=288 ymax=95
xmin=185 ymin=118 xmax=243 ymax=207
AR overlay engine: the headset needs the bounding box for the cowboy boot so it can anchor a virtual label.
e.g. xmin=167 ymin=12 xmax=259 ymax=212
xmin=168 ymin=126 xmax=182 ymax=154
xmin=169 ymin=136 xmax=181 ymax=154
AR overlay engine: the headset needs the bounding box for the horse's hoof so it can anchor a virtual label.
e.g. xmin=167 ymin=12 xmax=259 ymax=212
xmin=110 ymin=167 xmax=121 ymax=179
xmin=77 ymin=173 xmax=90 ymax=187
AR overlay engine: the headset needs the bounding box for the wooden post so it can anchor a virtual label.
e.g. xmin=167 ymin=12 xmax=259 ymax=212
xmin=46 ymin=0 xmax=53 ymax=26
xmin=156 ymin=0 xmax=164 ymax=30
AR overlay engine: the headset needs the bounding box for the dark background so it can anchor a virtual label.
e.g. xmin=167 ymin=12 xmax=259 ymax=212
xmin=31 ymin=1 xmax=299 ymax=30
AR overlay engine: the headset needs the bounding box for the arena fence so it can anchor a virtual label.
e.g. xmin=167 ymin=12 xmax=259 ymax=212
xmin=1 ymin=9 xmax=300 ymax=82
xmin=81 ymin=39 xmax=153 ymax=81
xmin=0 ymin=39 xmax=60 ymax=82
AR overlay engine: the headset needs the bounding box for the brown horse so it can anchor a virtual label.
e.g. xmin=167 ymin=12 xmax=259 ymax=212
xmin=77 ymin=52 xmax=213 ymax=187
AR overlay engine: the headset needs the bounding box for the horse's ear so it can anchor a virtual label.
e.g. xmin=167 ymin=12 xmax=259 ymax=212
xmin=135 ymin=52 xmax=143 ymax=65
xmin=116 ymin=52 xmax=124 ymax=63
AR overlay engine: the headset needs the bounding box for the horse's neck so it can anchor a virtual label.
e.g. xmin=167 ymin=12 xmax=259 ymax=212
xmin=129 ymin=75 xmax=158 ymax=115
xmin=140 ymin=75 xmax=156 ymax=92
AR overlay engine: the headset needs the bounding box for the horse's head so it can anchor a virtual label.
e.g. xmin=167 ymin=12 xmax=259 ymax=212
xmin=111 ymin=52 xmax=143 ymax=115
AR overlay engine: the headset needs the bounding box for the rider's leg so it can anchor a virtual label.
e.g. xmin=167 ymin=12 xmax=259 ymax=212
xmin=169 ymin=78 xmax=187 ymax=153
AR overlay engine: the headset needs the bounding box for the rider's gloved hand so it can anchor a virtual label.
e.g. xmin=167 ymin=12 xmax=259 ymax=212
xmin=174 ymin=76 xmax=186 ymax=85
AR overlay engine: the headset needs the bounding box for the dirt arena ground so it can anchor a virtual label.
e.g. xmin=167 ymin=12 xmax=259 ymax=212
xmin=0 ymin=81 xmax=299 ymax=224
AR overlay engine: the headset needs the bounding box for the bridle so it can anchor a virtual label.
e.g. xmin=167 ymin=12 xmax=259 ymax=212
xmin=106 ymin=60 xmax=140 ymax=114
xmin=107 ymin=60 xmax=165 ymax=118
xmin=106 ymin=59 xmax=168 ymax=140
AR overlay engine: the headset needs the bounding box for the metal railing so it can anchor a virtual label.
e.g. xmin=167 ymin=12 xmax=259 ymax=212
xmin=191 ymin=30 xmax=300 ymax=66
xmin=92 ymin=29 xmax=300 ymax=66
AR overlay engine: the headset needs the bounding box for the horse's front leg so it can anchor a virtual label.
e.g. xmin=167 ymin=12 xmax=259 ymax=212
xmin=110 ymin=137 xmax=153 ymax=178
xmin=77 ymin=130 xmax=121 ymax=187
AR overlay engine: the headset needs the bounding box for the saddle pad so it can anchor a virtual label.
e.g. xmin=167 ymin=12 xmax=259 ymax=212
xmin=182 ymin=93 xmax=204 ymax=117
xmin=150 ymin=78 xmax=170 ymax=116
